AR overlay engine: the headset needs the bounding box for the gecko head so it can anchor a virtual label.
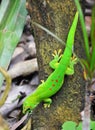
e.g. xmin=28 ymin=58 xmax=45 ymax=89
xmin=23 ymin=99 xmax=38 ymax=114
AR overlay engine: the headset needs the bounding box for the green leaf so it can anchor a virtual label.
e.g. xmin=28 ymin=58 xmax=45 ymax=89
xmin=0 ymin=0 xmax=27 ymax=87
xmin=62 ymin=121 xmax=95 ymax=130
xmin=74 ymin=0 xmax=90 ymax=63
xmin=61 ymin=121 xmax=77 ymax=130
xmin=77 ymin=122 xmax=82 ymax=130
xmin=90 ymin=6 xmax=95 ymax=72
xmin=0 ymin=0 xmax=10 ymax=23
xmin=91 ymin=6 xmax=95 ymax=48
xmin=90 ymin=120 xmax=95 ymax=130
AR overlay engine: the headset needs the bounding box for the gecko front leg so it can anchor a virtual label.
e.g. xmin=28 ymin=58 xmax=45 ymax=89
xmin=49 ymin=49 xmax=62 ymax=70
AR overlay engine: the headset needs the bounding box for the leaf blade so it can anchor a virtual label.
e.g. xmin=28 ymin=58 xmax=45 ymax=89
xmin=0 ymin=0 xmax=27 ymax=87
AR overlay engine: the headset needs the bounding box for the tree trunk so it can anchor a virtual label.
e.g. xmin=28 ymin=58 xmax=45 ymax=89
xmin=27 ymin=0 xmax=85 ymax=129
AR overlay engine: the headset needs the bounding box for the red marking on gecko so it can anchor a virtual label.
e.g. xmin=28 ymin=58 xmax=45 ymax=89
xmin=55 ymin=80 xmax=58 ymax=82
xmin=49 ymin=88 xmax=52 ymax=90
xmin=52 ymin=84 xmax=55 ymax=87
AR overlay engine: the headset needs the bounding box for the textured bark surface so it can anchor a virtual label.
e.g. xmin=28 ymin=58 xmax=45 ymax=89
xmin=27 ymin=0 xmax=85 ymax=129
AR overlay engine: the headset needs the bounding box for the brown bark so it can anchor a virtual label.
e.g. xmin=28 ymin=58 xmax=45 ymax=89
xmin=27 ymin=0 xmax=85 ymax=129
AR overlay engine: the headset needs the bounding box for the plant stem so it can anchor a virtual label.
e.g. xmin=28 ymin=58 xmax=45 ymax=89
xmin=83 ymin=82 xmax=90 ymax=130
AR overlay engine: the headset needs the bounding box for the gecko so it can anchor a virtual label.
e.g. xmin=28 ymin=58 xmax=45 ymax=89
xmin=23 ymin=12 xmax=78 ymax=114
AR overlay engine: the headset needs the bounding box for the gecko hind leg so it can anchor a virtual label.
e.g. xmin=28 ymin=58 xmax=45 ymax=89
xmin=49 ymin=49 xmax=62 ymax=69
xmin=43 ymin=98 xmax=52 ymax=108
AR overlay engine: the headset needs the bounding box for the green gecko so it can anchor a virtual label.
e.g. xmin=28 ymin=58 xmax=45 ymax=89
xmin=23 ymin=12 xmax=78 ymax=114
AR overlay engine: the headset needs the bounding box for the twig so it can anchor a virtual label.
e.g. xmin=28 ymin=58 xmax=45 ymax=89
xmin=8 ymin=58 xmax=38 ymax=79
xmin=0 ymin=67 xmax=11 ymax=107
xmin=83 ymin=81 xmax=91 ymax=130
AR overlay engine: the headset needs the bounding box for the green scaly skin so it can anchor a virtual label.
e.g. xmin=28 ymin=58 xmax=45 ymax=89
xmin=23 ymin=12 xmax=78 ymax=114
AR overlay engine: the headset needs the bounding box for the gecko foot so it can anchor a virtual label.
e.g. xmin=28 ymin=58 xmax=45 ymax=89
xmin=52 ymin=49 xmax=62 ymax=60
xmin=49 ymin=49 xmax=62 ymax=69
xmin=71 ymin=54 xmax=78 ymax=64
xmin=40 ymin=80 xmax=45 ymax=83
xmin=44 ymin=103 xmax=50 ymax=108
xmin=43 ymin=98 xmax=52 ymax=108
